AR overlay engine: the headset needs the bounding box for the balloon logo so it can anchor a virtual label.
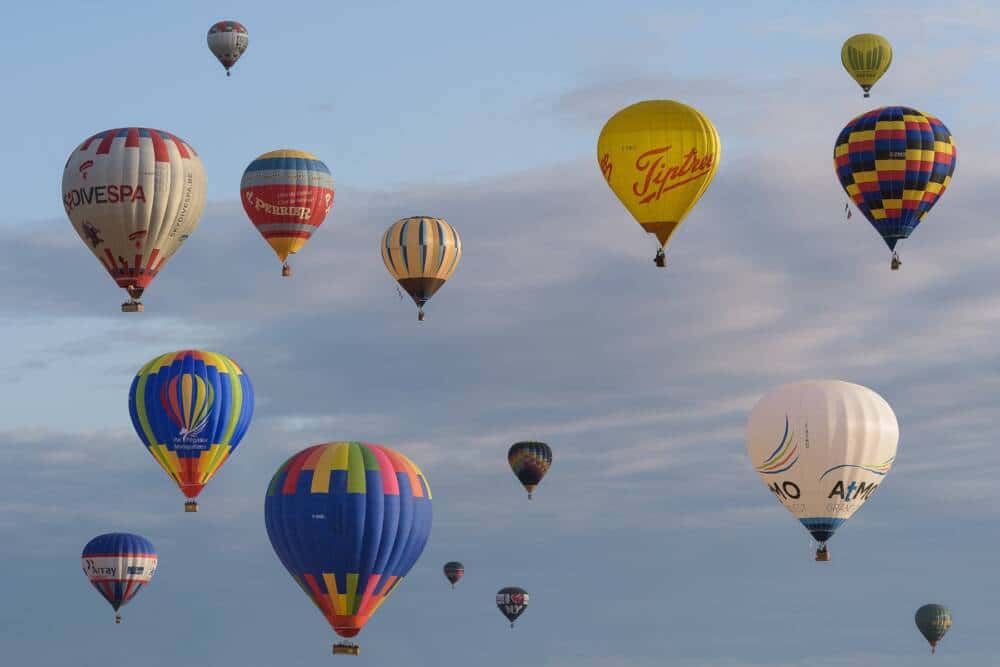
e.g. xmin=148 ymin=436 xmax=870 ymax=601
xmin=265 ymin=442 xmax=432 ymax=655
xmin=508 ymin=441 xmax=552 ymax=499
xmin=841 ymin=34 xmax=892 ymax=97
xmin=61 ymin=128 xmax=206 ymax=312
xmin=496 ymin=587 xmax=529 ymax=628
xmin=746 ymin=380 xmax=899 ymax=561
xmin=241 ymin=149 xmax=335 ymax=277
xmin=834 ymin=107 xmax=956 ymax=269
xmin=381 ymin=216 xmax=462 ymax=320
xmin=207 ymin=20 xmax=249 ymax=76
xmin=597 ymin=100 xmax=720 ymax=266
xmin=81 ymin=533 xmax=157 ymax=624
xmin=129 ymin=350 xmax=254 ymax=512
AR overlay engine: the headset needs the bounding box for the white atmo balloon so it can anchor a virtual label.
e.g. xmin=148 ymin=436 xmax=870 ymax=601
xmin=207 ymin=20 xmax=249 ymax=76
xmin=745 ymin=380 xmax=899 ymax=561
xmin=61 ymin=128 xmax=206 ymax=312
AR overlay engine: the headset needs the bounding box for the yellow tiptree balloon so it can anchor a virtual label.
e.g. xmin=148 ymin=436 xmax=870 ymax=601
xmin=841 ymin=34 xmax=892 ymax=97
xmin=597 ymin=100 xmax=720 ymax=266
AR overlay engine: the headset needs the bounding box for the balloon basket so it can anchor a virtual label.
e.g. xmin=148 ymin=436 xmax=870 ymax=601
xmin=891 ymin=254 xmax=901 ymax=271
xmin=654 ymin=249 xmax=666 ymax=267
xmin=333 ymin=643 xmax=360 ymax=656
xmin=417 ymin=310 xmax=425 ymax=322
xmin=121 ymin=301 xmax=144 ymax=313
xmin=815 ymin=547 xmax=830 ymax=562
xmin=115 ymin=614 xmax=121 ymax=624
xmin=282 ymin=263 xmax=291 ymax=277
xmin=184 ymin=501 xmax=198 ymax=513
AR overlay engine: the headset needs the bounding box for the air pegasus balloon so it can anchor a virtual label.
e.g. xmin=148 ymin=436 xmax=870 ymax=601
xmin=241 ymin=150 xmax=335 ymax=276
xmin=834 ymin=107 xmax=956 ymax=270
xmin=61 ymin=128 xmax=206 ymax=312
xmin=81 ymin=533 xmax=157 ymax=624
xmin=129 ymin=350 xmax=254 ymax=512
xmin=841 ymin=34 xmax=892 ymax=97
xmin=264 ymin=442 xmax=432 ymax=656
xmin=207 ymin=21 xmax=249 ymax=76
xmin=381 ymin=216 xmax=462 ymax=320
xmin=597 ymin=100 xmax=720 ymax=267
xmin=746 ymin=380 xmax=899 ymax=562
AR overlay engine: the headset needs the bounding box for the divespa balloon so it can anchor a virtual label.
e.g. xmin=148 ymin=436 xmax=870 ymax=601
xmin=129 ymin=350 xmax=254 ymax=512
xmin=264 ymin=442 xmax=432 ymax=655
xmin=841 ymin=34 xmax=892 ymax=97
xmin=508 ymin=441 xmax=551 ymax=499
xmin=496 ymin=587 xmax=529 ymax=628
xmin=745 ymin=380 xmax=898 ymax=561
xmin=207 ymin=20 xmax=249 ymax=76
xmin=597 ymin=100 xmax=720 ymax=266
xmin=241 ymin=150 xmax=335 ymax=276
xmin=834 ymin=107 xmax=956 ymax=269
xmin=61 ymin=128 xmax=206 ymax=311
xmin=443 ymin=561 xmax=464 ymax=588
xmin=915 ymin=604 xmax=952 ymax=654
xmin=381 ymin=216 xmax=462 ymax=320
xmin=81 ymin=533 xmax=157 ymax=624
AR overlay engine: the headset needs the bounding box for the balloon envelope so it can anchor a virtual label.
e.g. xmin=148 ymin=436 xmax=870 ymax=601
xmin=496 ymin=587 xmax=529 ymax=626
xmin=128 ymin=350 xmax=254 ymax=509
xmin=834 ymin=107 xmax=956 ymax=254
xmin=241 ymin=149 xmax=334 ymax=273
xmin=443 ymin=561 xmax=464 ymax=587
xmin=61 ymin=128 xmax=206 ymax=309
xmin=207 ymin=20 xmax=249 ymax=75
xmin=841 ymin=34 xmax=892 ymax=96
xmin=597 ymin=100 xmax=720 ymax=251
xmin=381 ymin=216 xmax=461 ymax=318
xmin=915 ymin=604 xmax=952 ymax=653
xmin=81 ymin=533 xmax=157 ymax=621
xmin=508 ymin=441 xmax=552 ymax=498
xmin=264 ymin=442 xmax=432 ymax=641
xmin=745 ymin=380 xmax=898 ymax=553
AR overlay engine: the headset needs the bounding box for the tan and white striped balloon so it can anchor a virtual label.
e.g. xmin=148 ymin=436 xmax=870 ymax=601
xmin=61 ymin=128 xmax=206 ymax=312
xmin=745 ymin=380 xmax=899 ymax=561
xmin=381 ymin=216 xmax=462 ymax=320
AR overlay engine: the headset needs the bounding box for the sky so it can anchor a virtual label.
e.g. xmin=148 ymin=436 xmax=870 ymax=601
xmin=1 ymin=0 xmax=999 ymax=665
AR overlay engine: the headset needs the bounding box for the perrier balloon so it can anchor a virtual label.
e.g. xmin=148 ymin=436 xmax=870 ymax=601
xmin=597 ymin=100 xmax=720 ymax=267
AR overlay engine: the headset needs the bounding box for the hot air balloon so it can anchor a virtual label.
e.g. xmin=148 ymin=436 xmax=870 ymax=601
xmin=443 ymin=561 xmax=464 ymax=588
xmin=597 ymin=100 xmax=720 ymax=266
xmin=241 ymin=150 xmax=335 ymax=276
xmin=61 ymin=128 xmax=206 ymax=312
xmin=745 ymin=380 xmax=898 ymax=561
xmin=207 ymin=21 xmax=249 ymax=76
xmin=128 ymin=350 xmax=254 ymax=512
xmin=916 ymin=604 xmax=952 ymax=654
xmin=381 ymin=216 xmax=461 ymax=320
xmin=496 ymin=587 xmax=529 ymax=628
xmin=834 ymin=107 xmax=956 ymax=270
xmin=508 ymin=441 xmax=551 ymax=499
xmin=841 ymin=34 xmax=892 ymax=97
xmin=264 ymin=442 xmax=432 ymax=656
xmin=81 ymin=533 xmax=157 ymax=624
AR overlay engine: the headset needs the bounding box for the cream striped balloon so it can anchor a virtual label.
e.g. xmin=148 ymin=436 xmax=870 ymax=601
xmin=61 ymin=128 xmax=206 ymax=312
xmin=745 ymin=380 xmax=899 ymax=561
xmin=381 ymin=216 xmax=462 ymax=320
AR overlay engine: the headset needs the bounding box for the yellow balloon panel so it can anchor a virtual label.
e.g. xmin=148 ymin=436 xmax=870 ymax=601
xmin=841 ymin=34 xmax=892 ymax=93
xmin=597 ymin=100 xmax=720 ymax=247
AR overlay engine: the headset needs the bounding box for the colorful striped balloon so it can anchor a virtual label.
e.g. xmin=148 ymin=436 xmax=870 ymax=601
xmin=834 ymin=106 xmax=956 ymax=269
xmin=264 ymin=442 xmax=432 ymax=651
xmin=81 ymin=533 xmax=157 ymax=624
xmin=508 ymin=441 xmax=552 ymax=499
xmin=241 ymin=149 xmax=334 ymax=276
xmin=128 ymin=350 xmax=254 ymax=512
xmin=381 ymin=216 xmax=462 ymax=320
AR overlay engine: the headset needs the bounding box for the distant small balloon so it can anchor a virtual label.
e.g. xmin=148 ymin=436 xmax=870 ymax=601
xmin=496 ymin=587 xmax=529 ymax=627
xmin=443 ymin=561 xmax=464 ymax=588
xmin=207 ymin=21 xmax=249 ymax=76
xmin=841 ymin=34 xmax=892 ymax=97
xmin=381 ymin=216 xmax=461 ymax=321
xmin=81 ymin=533 xmax=157 ymax=624
xmin=915 ymin=604 xmax=952 ymax=654
xmin=508 ymin=441 xmax=552 ymax=499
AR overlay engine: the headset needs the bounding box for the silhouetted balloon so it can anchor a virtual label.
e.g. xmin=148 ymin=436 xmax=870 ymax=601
xmin=496 ymin=587 xmax=529 ymax=627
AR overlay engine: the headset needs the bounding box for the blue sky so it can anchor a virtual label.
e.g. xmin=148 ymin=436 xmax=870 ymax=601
xmin=2 ymin=1 xmax=999 ymax=665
